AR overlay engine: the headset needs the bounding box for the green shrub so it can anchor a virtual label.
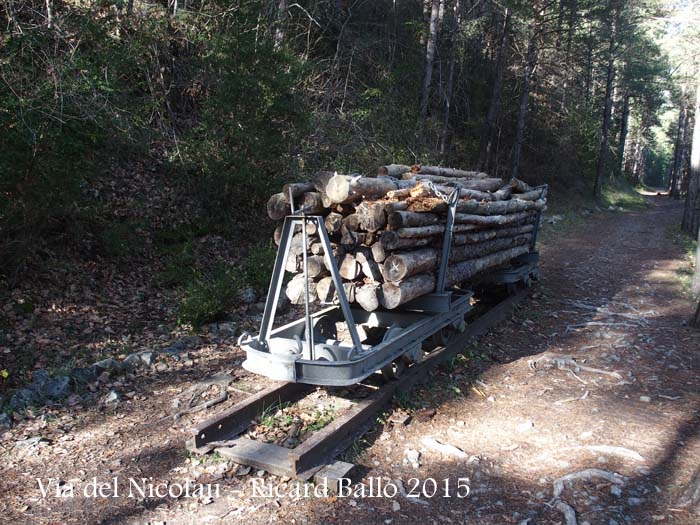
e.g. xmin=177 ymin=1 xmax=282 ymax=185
xmin=178 ymin=265 xmax=240 ymax=328
xmin=176 ymin=241 xmax=276 ymax=327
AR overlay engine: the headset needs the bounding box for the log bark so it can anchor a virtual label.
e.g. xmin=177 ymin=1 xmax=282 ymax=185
xmin=342 ymin=213 xmax=360 ymax=231
xmin=290 ymin=232 xmax=315 ymax=256
xmin=378 ymin=164 xmax=412 ymax=177
xmin=285 ymin=275 xmax=317 ymax=305
xmin=326 ymin=174 xmax=410 ymax=203
xmin=324 ymin=212 xmax=344 ymax=233
xmin=377 ymin=232 xmax=434 ymax=251
xmin=274 ymin=225 xmax=283 ymax=246
xmin=321 ymin=192 xmax=334 ymax=208
xmin=381 ymin=236 xmax=530 ymax=282
xmin=316 ymin=277 xmax=355 ymax=303
xmin=312 ymin=171 xmax=335 ymax=193
xmin=403 ymin=173 xmax=490 ymax=184
xmin=416 ymin=165 xmax=489 ymax=178
xmin=381 ymin=274 xmax=436 ymax=309
xmin=316 ymin=277 xmax=335 ymax=303
xmin=371 ymin=242 xmax=389 ymax=263
xmin=510 ymin=178 xmax=533 ymax=193
xmin=356 ymin=248 xmax=384 ymax=282
xmin=395 ymin=199 xmax=543 ymax=223
xmin=336 ymin=253 xmax=361 ymax=280
xmin=492 ymin=185 xmax=512 ymax=201
xmin=356 ymin=201 xmax=388 ymax=231
xmin=454 ymin=210 xmax=536 ymax=226
xmin=386 ymin=188 xmax=413 ymax=199
xmin=285 ymin=253 xmax=298 ymax=273
xmin=450 ymin=235 xmax=530 ymax=262
xmin=512 ymin=189 xmax=542 ymax=201
xmin=356 ymin=284 xmax=381 ymax=312
xmin=405 ymin=177 xmax=505 ymax=193
xmin=303 ymin=255 xmax=327 ymax=279
xmin=267 ymin=193 xmax=291 ymax=220
xmin=453 ymin=224 xmax=534 ymax=245
xmin=447 ymin=245 xmax=530 ymax=285
xmin=383 ymin=248 xmax=439 ymax=282
xmin=301 ymin=192 xmax=325 ymax=214
xmin=282 ymin=182 xmax=315 ymax=199
xmin=388 ymin=211 xmax=442 ymax=229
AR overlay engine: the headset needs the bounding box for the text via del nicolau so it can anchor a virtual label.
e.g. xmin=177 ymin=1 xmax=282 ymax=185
xmin=36 ymin=476 xmax=471 ymax=500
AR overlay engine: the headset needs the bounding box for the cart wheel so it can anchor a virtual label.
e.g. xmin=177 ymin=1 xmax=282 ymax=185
xmin=423 ymin=326 xmax=453 ymax=352
xmin=305 ymin=314 xmax=337 ymax=343
xmin=381 ymin=357 xmax=408 ymax=381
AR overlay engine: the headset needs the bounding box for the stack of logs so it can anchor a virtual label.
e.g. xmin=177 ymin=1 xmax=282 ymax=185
xmin=266 ymin=164 xmax=546 ymax=311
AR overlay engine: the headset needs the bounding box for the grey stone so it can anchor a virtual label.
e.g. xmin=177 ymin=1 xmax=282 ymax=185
xmin=71 ymin=365 xmax=101 ymax=384
xmin=43 ymin=376 xmax=72 ymax=399
xmin=138 ymin=352 xmax=155 ymax=366
xmin=237 ymin=287 xmax=258 ymax=304
xmin=122 ymin=353 xmax=144 ymax=370
xmin=216 ymin=322 xmax=237 ymax=337
xmin=94 ymin=358 xmax=121 ymax=373
xmin=627 ymin=497 xmax=642 ymax=506
xmin=10 ymin=388 xmax=41 ymax=410
xmin=30 ymin=370 xmax=50 ymax=390
xmin=104 ymin=390 xmax=121 ymax=404
xmin=254 ymin=302 xmax=266 ymax=313
xmin=0 ymin=412 xmax=12 ymax=430
xmin=180 ymin=335 xmax=203 ymax=348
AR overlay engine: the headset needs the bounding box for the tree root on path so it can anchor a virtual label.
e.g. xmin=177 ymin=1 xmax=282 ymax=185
xmin=562 ymin=300 xmax=650 ymax=325
xmin=153 ymin=372 xmax=236 ymax=424
xmin=555 ymin=500 xmax=577 ymax=525
xmin=545 ymin=468 xmax=624 ymax=525
xmin=552 ymin=468 xmax=624 ymax=500
xmin=528 ymin=353 xmax=622 ymax=383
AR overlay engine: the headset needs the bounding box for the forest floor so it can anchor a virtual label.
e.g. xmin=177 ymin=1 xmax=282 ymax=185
xmin=2 ymin=194 xmax=700 ymax=525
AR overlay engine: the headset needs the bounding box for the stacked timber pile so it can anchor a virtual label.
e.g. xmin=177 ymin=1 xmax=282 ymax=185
xmin=266 ymin=164 xmax=546 ymax=312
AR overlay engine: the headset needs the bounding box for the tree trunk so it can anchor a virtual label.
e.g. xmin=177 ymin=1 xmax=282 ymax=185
xmin=282 ymin=182 xmax=316 ymax=200
xmin=682 ymin=82 xmax=700 ymax=237
xmin=381 ymin=274 xmax=437 ymax=309
xmin=479 ymin=9 xmax=510 ymax=171
xmin=267 ymin=193 xmax=291 ymax=220
xmin=274 ymin=0 xmax=288 ymax=49
xmin=618 ymin=93 xmax=631 ymax=177
xmin=584 ymin=24 xmax=594 ymax=113
xmin=356 ymin=284 xmax=381 ymax=312
xmin=46 ymin=0 xmax=52 ymax=27
xmin=383 ymin=248 xmax=440 ymax=282
xmin=417 ymin=0 xmax=441 ymax=145
xmin=560 ymin=0 xmax=578 ymax=110
xmin=440 ymin=0 xmax=461 ymax=157
xmin=511 ymin=14 xmax=539 ymax=180
xmin=286 ymin=275 xmax=317 ymax=305
xmin=447 ymin=245 xmax=530 ymax=285
xmin=453 ymin=223 xmax=534 ymax=244
xmin=670 ymin=105 xmax=686 ymax=199
xmin=382 ymin=235 xmax=530 ymax=282
xmin=593 ymin=10 xmax=617 ymax=201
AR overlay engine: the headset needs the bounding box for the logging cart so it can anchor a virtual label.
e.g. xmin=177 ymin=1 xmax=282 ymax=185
xmin=239 ymin=183 xmax=547 ymax=386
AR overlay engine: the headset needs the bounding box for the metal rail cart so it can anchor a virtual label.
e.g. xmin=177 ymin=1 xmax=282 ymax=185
xmin=239 ymin=184 xmax=547 ymax=386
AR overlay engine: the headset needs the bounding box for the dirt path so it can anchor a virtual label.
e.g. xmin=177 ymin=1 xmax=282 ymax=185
xmin=2 ymin=196 xmax=700 ymax=525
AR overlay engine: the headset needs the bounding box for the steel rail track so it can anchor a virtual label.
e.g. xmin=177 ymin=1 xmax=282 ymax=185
xmin=187 ymin=287 xmax=529 ymax=479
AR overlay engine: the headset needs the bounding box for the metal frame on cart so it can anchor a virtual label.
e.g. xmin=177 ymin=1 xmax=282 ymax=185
xmin=239 ymin=185 xmax=473 ymax=386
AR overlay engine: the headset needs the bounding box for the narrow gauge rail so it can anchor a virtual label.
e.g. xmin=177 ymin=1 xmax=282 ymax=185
xmin=188 ymin=287 xmax=530 ymax=479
